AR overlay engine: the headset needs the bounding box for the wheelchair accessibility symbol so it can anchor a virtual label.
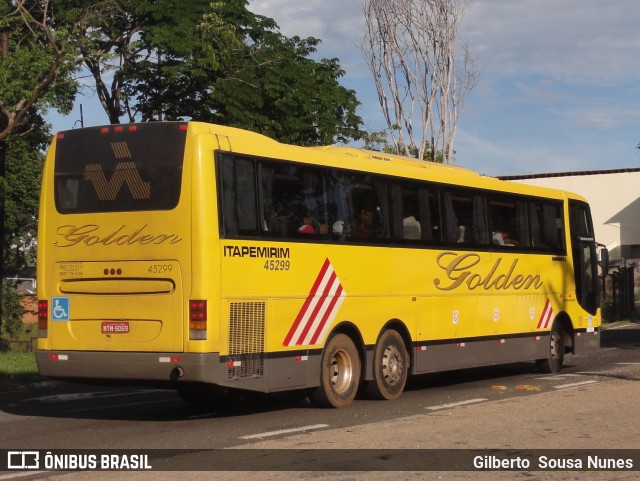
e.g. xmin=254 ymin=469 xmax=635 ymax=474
xmin=52 ymin=297 xmax=70 ymax=321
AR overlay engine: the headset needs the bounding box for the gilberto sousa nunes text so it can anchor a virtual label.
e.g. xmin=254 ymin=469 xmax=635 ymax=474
xmin=474 ymin=454 xmax=634 ymax=471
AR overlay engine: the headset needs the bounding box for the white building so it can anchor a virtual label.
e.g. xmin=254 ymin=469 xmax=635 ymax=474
xmin=500 ymin=168 xmax=640 ymax=261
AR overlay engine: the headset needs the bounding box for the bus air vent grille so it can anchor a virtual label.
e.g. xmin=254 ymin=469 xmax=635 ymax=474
xmin=228 ymin=301 xmax=265 ymax=379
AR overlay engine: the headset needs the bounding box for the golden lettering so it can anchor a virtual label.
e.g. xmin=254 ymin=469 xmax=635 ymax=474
xmin=434 ymin=252 xmax=543 ymax=292
xmin=54 ymin=224 xmax=182 ymax=247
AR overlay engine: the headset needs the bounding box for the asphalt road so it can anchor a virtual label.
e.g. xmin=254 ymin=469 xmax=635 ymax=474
xmin=2 ymin=324 xmax=639 ymax=448
xmin=1 ymin=323 xmax=639 ymax=480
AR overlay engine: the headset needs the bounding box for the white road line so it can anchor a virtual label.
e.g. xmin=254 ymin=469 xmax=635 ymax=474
xmin=426 ymin=398 xmax=487 ymax=411
xmin=553 ymin=380 xmax=599 ymax=389
xmin=240 ymin=424 xmax=329 ymax=440
xmin=26 ymin=391 xmax=113 ymax=403
xmin=26 ymin=389 xmax=163 ymax=403
xmin=534 ymin=374 xmax=583 ymax=380
xmin=0 ymin=472 xmax=47 ymax=480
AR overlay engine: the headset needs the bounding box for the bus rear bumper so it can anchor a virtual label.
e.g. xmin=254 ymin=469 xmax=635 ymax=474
xmin=35 ymin=350 xmax=221 ymax=385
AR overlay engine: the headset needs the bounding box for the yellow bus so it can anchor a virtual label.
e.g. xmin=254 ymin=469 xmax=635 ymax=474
xmin=36 ymin=121 xmax=604 ymax=408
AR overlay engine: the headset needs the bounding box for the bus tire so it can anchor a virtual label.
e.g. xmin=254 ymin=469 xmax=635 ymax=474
xmin=310 ymin=333 xmax=361 ymax=408
xmin=365 ymin=329 xmax=409 ymax=400
xmin=536 ymin=323 xmax=565 ymax=373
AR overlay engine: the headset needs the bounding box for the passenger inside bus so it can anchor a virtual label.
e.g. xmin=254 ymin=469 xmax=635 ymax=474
xmin=354 ymin=208 xmax=375 ymax=239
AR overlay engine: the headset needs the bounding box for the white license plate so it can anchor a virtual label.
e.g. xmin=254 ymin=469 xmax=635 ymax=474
xmin=101 ymin=321 xmax=130 ymax=334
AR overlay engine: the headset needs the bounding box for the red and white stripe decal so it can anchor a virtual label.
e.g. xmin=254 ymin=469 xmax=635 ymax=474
xmin=537 ymin=298 xmax=554 ymax=329
xmin=283 ymin=258 xmax=347 ymax=346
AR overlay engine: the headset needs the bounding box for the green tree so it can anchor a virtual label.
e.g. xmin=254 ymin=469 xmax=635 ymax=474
xmin=4 ymin=115 xmax=47 ymax=275
xmin=211 ymin=33 xmax=362 ymax=146
xmin=1 ymin=279 xmax=24 ymax=339
xmin=72 ymin=0 xmax=363 ymax=145
xmin=0 ymin=0 xmax=77 ymax=141
xmin=0 ymin=0 xmax=84 ymax=334
xmin=62 ymin=0 xmax=234 ymax=123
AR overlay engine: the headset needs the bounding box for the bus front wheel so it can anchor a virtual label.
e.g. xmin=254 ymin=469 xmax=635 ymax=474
xmin=365 ymin=329 xmax=409 ymax=400
xmin=310 ymin=333 xmax=361 ymax=408
xmin=536 ymin=323 xmax=565 ymax=373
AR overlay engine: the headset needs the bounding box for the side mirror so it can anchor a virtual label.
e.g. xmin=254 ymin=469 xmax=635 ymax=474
xmin=598 ymin=244 xmax=609 ymax=277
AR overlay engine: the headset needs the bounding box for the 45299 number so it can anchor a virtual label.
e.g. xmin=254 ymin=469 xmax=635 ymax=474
xmin=264 ymin=260 xmax=291 ymax=271
xmin=147 ymin=264 xmax=173 ymax=274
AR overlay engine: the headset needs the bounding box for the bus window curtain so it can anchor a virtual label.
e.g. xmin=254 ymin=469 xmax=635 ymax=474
xmin=443 ymin=191 xmax=458 ymax=243
xmin=259 ymin=164 xmax=273 ymax=235
xmin=516 ymin=200 xmax=530 ymax=247
xmin=418 ymin=188 xmax=434 ymax=241
xmin=530 ymin=203 xmax=542 ymax=247
xmin=390 ymin=184 xmax=404 ymax=240
xmin=472 ymin=195 xmax=489 ymax=245
xmin=374 ymin=182 xmax=390 ymax=240
xmin=543 ymin=204 xmax=559 ymax=247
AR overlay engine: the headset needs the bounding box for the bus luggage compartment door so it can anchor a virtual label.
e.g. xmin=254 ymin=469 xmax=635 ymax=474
xmin=49 ymin=260 xmax=184 ymax=352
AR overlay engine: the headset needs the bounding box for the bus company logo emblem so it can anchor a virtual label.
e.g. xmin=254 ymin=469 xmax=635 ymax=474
xmin=536 ymin=298 xmax=554 ymax=329
xmin=283 ymin=258 xmax=347 ymax=346
xmin=84 ymin=162 xmax=151 ymax=201
xmin=111 ymin=141 xmax=132 ymax=159
xmin=7 ymin=451 xmax=39 ymax=470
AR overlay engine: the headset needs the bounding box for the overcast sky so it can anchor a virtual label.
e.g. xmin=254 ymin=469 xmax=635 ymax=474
xmin=48 ymin=0 xmax=640 ymax=176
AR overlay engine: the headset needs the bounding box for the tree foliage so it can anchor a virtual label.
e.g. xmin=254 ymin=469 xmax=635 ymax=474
xmin=3 ymin=114 xmax=47 ymax=274
xmin=0 ymin=0 xmax=78 ymax=140
xmin=70 ymin=0 xmax=363 ymax=145
xmin=0 ymin=0 xmax=85 ymax=281
xmin=1 ymin=279 xmax=24 ymax=338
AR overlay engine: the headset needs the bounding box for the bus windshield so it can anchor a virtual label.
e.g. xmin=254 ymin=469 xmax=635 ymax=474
xmin=54 ymin=123 xmax=186 ymax=214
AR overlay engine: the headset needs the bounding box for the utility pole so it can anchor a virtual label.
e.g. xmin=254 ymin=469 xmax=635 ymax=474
xmin=0 ymin=28 xmax=9 ymax=336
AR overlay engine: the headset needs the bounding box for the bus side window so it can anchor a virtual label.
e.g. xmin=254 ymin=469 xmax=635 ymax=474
xmin=543 ymin=202 xmax=565 ymax=250
xmin=219 ymin=156 xmax=259 ymax=237
xmin=419 ymin=187 xmax=442 ymax=243
xmin=444 ymin=189 xmax=489 ymax=246
xmin=529 ymin=201 xmax=564 ymax=251
xmin=390 ymin=183 xmax=440 ymax=244
xmin=236 ymin=159 xmax=258 ymax=234
xmin=391 ymin=184 xmax=420 ymax=241
xmin=260 ymin=162 xmax=333 ymax=239
xmin=488 ymin=195 xmax=521 ymax=247
xmin=347 ymin=174 xmax=389 ymax=243
xmin=220 ymin=156 xmax=239 ymax=237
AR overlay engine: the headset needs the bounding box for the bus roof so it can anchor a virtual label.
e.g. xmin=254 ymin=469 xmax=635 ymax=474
xmin=311 ymin=146 xmax=480 ymax=176
xmin=92 ymin=121 xmax=584 ymax=204
xmin=188 ymin=121 xmax=589 ymax=203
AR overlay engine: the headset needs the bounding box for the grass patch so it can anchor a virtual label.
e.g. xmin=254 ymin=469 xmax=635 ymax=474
xmin=0 ymin=350 xmax=43 ymax=390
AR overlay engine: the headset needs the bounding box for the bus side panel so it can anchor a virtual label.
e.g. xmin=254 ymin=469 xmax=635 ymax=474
xmin=219 ymin=242 xmax=405 ymax=392
xmin=411 ymin=249 xmax=571 ymax=373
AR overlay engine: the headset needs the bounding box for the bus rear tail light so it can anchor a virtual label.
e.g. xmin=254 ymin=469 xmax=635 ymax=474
xmin=189 ymin=300 xmax=207 ymax=340
xmin=38 ymin=300 xmax=48 ymax=336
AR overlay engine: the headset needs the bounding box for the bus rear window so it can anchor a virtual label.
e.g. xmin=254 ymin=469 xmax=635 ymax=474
xmin=54 ymin=123 xmax=186 ymax=213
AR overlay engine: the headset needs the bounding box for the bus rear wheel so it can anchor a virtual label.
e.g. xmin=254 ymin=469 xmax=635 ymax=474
xmin=365 ymin=329 xmax=409 ymax=400
xmin=536 ymin=323 xmax=565 ymax=373
xmin=310 ymin=333 xmax=361 ymax=408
